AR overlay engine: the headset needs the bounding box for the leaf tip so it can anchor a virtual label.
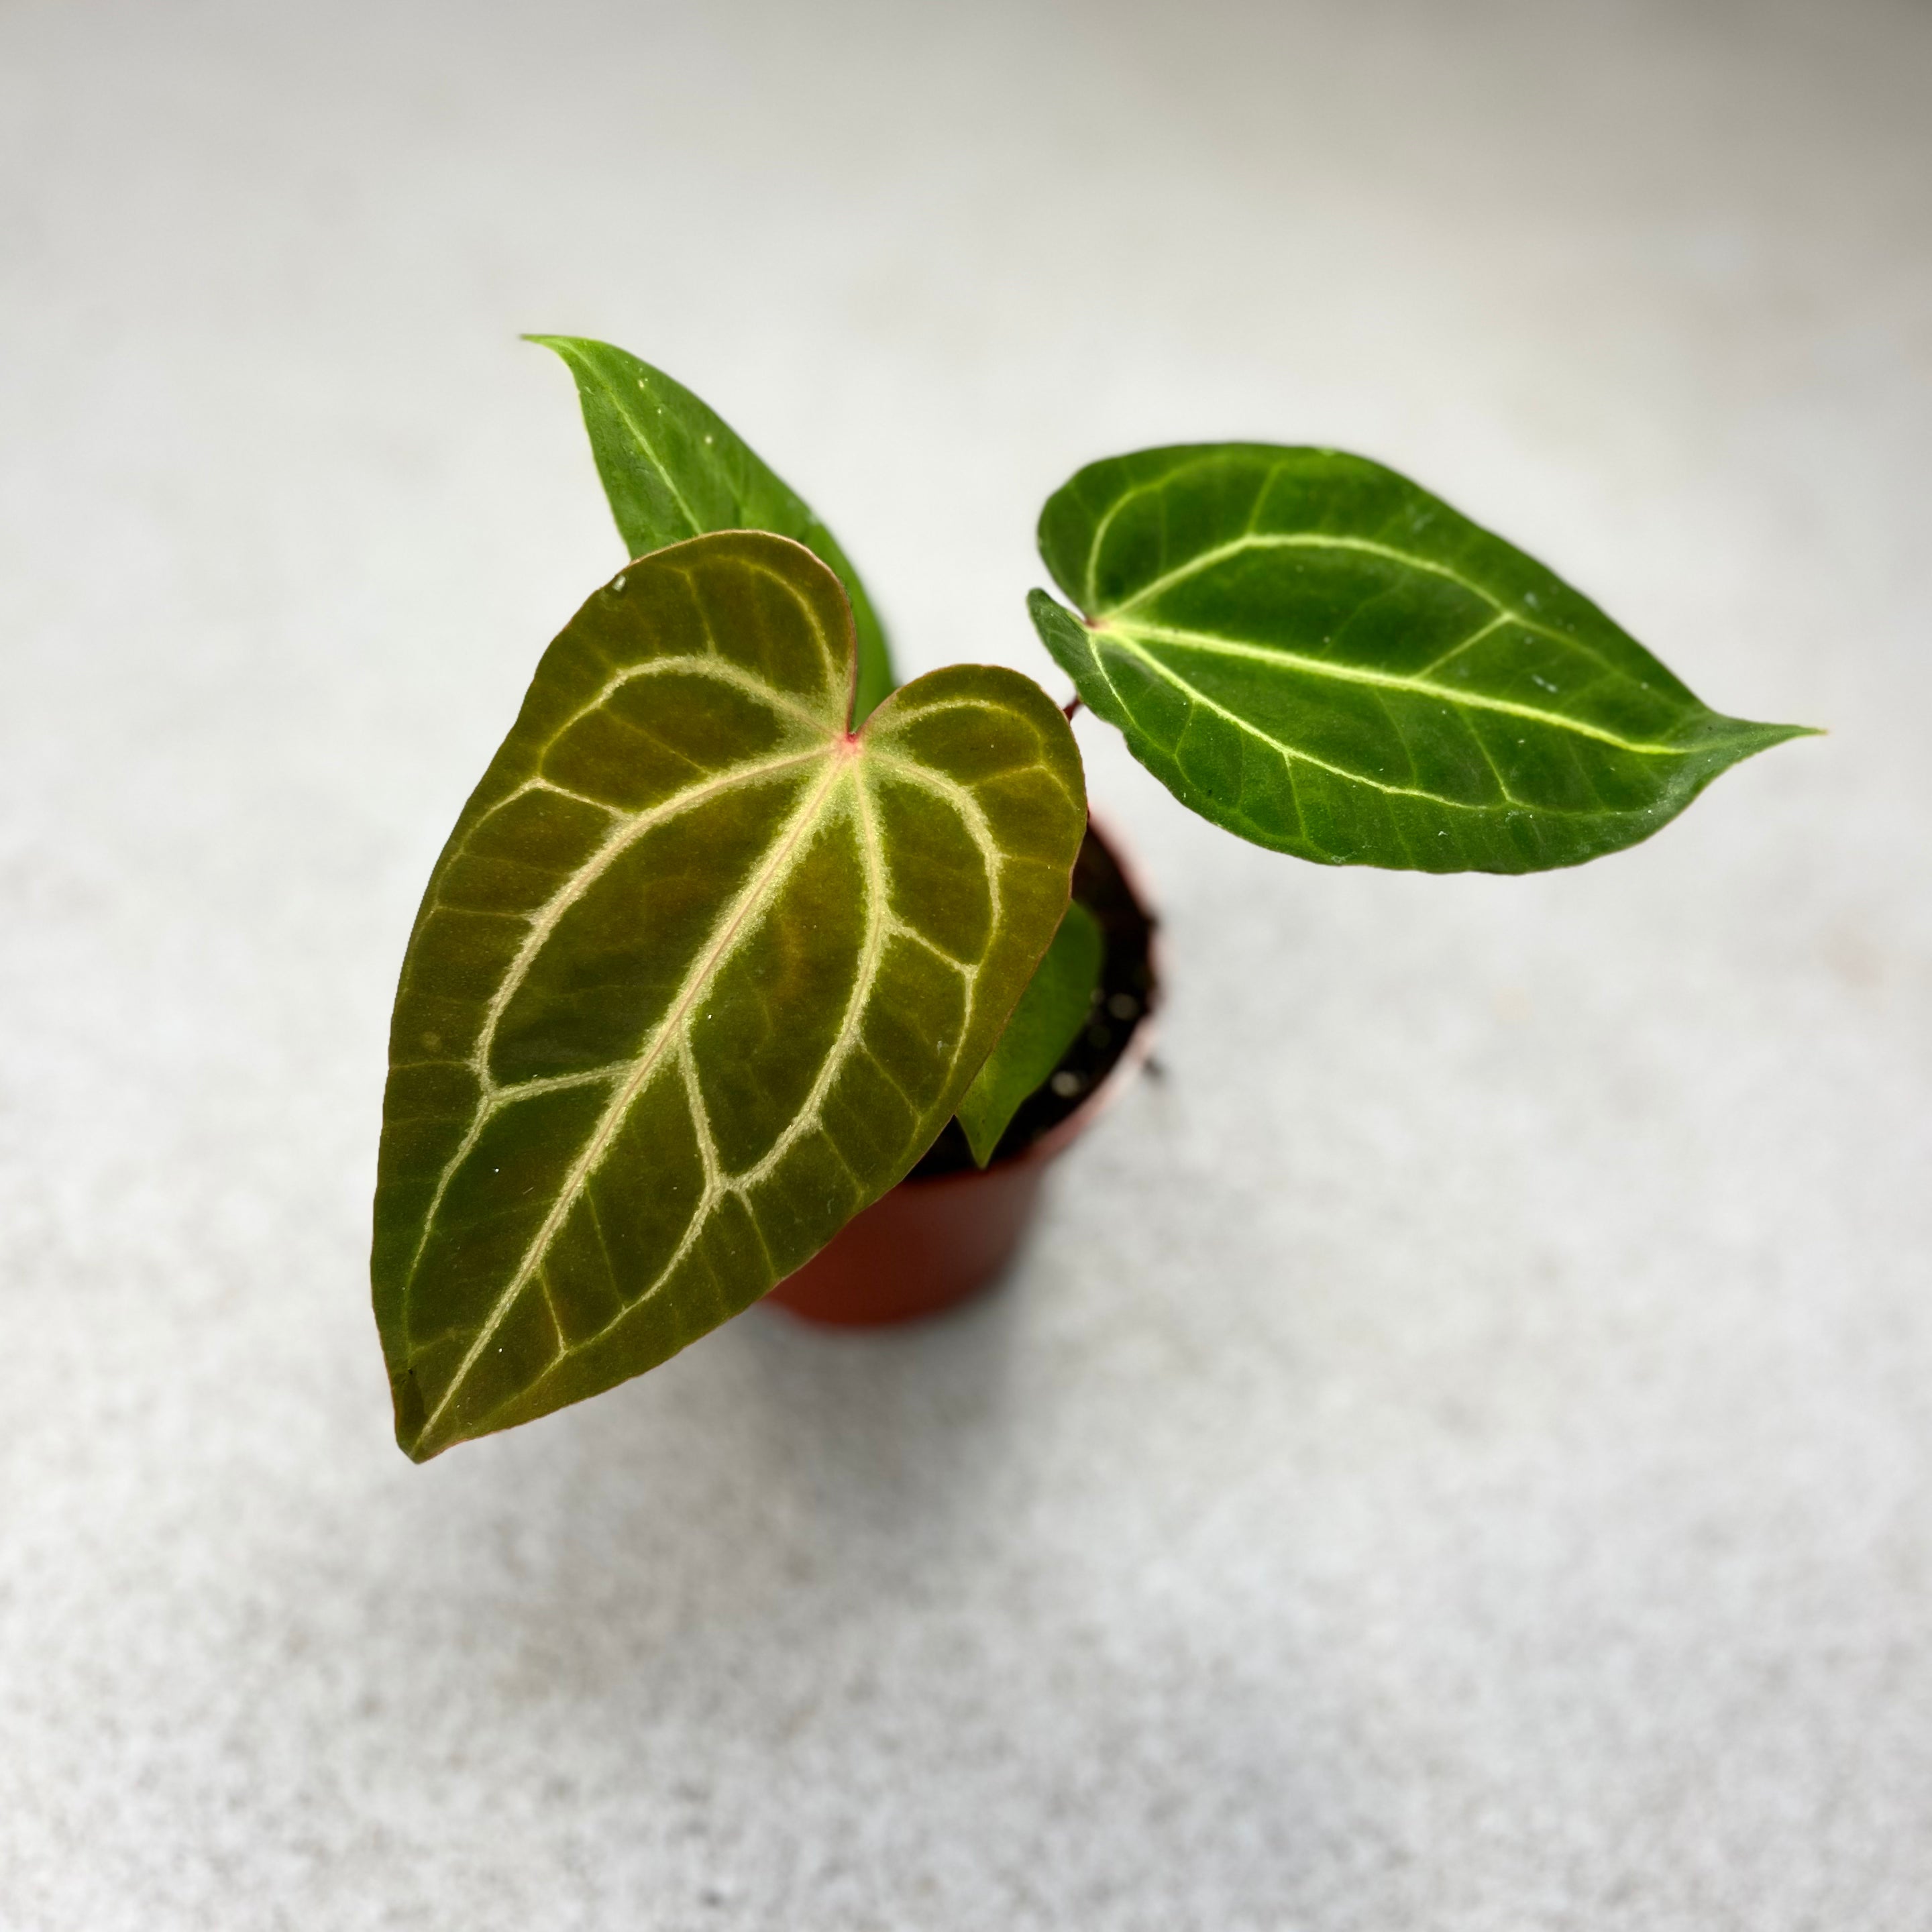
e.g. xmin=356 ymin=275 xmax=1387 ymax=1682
xmin=1715 ymin=715 xmax=1827 ymax=761
xmin=390 ymin=1365 xmax=441 ymax=1464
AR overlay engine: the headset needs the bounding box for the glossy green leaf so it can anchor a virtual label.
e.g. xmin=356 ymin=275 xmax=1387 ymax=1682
xmin=955 ymin=899 xmax=1104 ymax=1167
xmin=374 ymin=531 xmax=1083 ymax=1459
xmin=530 ymin=334 xmax=896 ymax=721
xmin=1031 ymin=445 xmax=1813 ymax=872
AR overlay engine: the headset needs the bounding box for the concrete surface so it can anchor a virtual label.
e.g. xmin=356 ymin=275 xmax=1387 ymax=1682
xmin=2 ymin=1 xmax=1928 ymax=1926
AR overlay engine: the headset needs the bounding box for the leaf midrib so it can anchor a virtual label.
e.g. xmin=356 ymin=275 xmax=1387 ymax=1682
xmin=398 ymin=745 xmax=833 ymax=1301
xmin=1095 ymin=615 xmax=1699 ymax=758
xmin=413 ymin=747 xmax=846 ymax=1448
xmin=1091 ymin=625 xmax=1741 ymax=822
xmin=444 ymin=722 xmax=1038 ymax=1425
xmin=1092 ymin=627 xmax=1534 ymax=813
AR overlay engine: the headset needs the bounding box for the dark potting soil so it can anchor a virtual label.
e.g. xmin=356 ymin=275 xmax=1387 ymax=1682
xmin=906 ymin=820 xmax=1158 ymax=1180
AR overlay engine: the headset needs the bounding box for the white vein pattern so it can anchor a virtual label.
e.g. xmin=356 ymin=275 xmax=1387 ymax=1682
xmin=1091 ymin=631 xmax=1530 ymax=811
xmin=1073 ymin=449 xmax=1641 ymax=703
xmin=408 ymin=729 xmax=1034 ymax=1450
xmin=376 ymin=536 xmax=1085 ymax=1456
xmin=1097 ymin=614 xmax=1676 ymax=755
xmin=1034 ymin=446 xmax=1799 ymax=873
xmin=396 ymin=745 xmax=832 ymax=1293
xmin=411 ymin=750 xmax=853 ymax=1446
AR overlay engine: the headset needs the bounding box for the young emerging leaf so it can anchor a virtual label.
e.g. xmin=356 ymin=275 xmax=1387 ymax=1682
xmin=956 ymin=900 xmax=1105 ymax=1167
xmin=373 ymin=532 xmax=1083 ymax=1459
xmin=1030 ymin=445 xmax=1813 ymax=872
xmin=531 ymin=335 xmax=897 ymax=720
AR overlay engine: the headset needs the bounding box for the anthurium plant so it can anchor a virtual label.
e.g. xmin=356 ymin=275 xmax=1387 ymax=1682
xmin=372 ymin=337 xmax=1811 ymax=1460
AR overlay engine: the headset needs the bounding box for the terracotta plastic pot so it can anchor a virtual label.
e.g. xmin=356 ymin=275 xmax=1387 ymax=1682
xmin=765 ymin=821 xmax=1157 ymax=1327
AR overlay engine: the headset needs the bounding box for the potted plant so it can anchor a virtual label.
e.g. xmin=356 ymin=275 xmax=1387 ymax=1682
xmin=372 ymin=337 xmax=1811 ymax=1462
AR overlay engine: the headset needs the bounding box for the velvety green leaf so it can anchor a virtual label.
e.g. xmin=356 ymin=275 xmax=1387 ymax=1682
xmin=956 ymin=900 xmax=1104 ymax=1167
xmin=1031 ymin=445 xmax=1814 ymax=873
xmin=374 ymin=532 xmax=1083 ymax=1458
xmin=530 ymin=334 xmax=896 ymax=721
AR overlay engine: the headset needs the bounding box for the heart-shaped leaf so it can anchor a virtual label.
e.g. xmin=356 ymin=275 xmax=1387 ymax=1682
xmin=956 ymin=900 xmax=1104 ymax=1167
xmin=531 ymin=334 xmax=896 ymax=720
xmin=374 ymin=532 xmax=1083 ymax=1459
xmin=1030 ymin=445 xmax=1813 ymax=872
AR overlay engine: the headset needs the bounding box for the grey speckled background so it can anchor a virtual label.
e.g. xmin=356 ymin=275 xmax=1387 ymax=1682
xmin=3 ymin=1 xmax=1928 ymax=1927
